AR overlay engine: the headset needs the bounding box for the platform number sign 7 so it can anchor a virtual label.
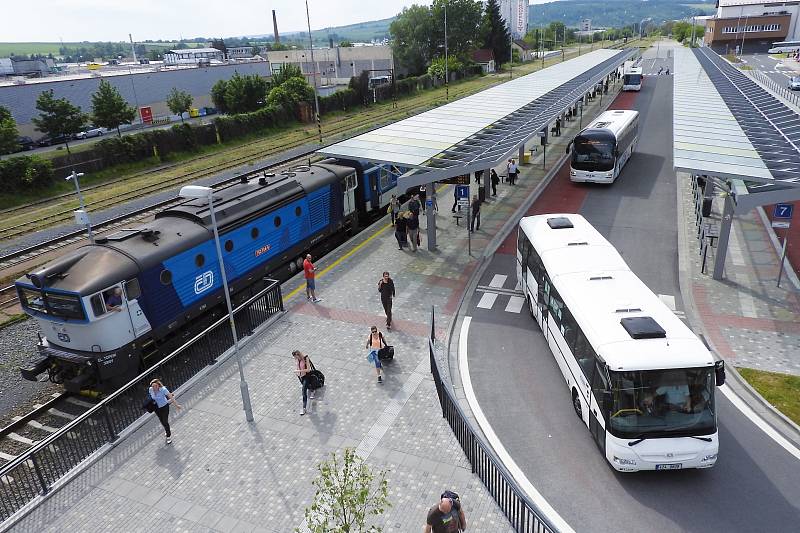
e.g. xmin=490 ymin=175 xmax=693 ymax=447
xmin=774 ymin=204 xmax=793 ymax=220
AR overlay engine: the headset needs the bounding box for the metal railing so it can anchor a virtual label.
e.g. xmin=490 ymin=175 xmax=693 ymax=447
xmin=427 ymin=307 xmax=555 ymax=533
xmin=746 ymin=68 xmax=800 ymax=108
xmin=0 ymin=280 xmax=284 ymax=523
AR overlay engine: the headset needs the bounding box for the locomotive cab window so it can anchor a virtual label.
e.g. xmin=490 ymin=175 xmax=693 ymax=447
xmin=344 ymin=173 xmax=357 ymax=191
xmin=20 ymin=288 xmax=86 ymax=320
xmin=91 ymin=285 xmax=125 ymax=317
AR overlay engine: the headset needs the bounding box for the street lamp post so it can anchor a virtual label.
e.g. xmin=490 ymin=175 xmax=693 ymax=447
xmin=444 ymin=0 xmax=449 ymax=100
xmin=67 ymin=171 xmax=94 ymax=243
xmin=305 ymin=0 xmax=323 ymax=144
xmin=179 ymin=185 xmax=255 ymax=423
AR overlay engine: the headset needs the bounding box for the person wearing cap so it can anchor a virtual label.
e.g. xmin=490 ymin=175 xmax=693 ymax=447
xmin=148 ymin=379 xmax=182 ymax=444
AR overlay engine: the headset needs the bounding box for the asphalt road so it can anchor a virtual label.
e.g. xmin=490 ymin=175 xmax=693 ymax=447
xmin=739 ymin=52 xmax=798 ymax=87
xmin=464 ymin=60 xmax=800 ymax=531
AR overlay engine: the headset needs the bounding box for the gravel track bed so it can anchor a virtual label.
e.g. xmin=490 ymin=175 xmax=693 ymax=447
xmin=0 ymin=319 xmax=59 ymax=430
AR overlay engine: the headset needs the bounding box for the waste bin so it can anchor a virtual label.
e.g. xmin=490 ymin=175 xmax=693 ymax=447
xmin=522 ymin=153 xmax=531 ymax=164
xmin=189 ymin=108 xmax=200 ymax=118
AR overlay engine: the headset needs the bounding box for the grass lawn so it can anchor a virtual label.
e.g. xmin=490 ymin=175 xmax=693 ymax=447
xmin=0 ymin=42 xmax=64 ymax=56
xmin=738 ymin=367 xmax=800 ymax=426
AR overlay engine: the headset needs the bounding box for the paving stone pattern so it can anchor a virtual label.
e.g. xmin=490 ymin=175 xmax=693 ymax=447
xmin=679 ymin=176 xmax=800 ymax=376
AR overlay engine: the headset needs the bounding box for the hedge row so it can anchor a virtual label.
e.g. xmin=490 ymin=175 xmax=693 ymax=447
xmin=213 ymin=104 xmax=292 ymax=142
xmin=0 ymin=155 xmax=54 ymax=192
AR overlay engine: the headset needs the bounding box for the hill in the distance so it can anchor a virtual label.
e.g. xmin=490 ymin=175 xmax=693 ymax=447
xmin=531 ymin=0 xmax=716 ymax=28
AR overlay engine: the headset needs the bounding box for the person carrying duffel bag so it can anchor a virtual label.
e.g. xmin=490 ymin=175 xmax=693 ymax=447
xmin=293 ymin=350 xmax=324 ymax=415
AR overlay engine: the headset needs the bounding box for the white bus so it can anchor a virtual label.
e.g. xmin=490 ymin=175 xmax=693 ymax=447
xmin=567 ymin=109 xmax=639 ymax=184
xmin=516 ymin=214 xmax=725 ymax=472
xmin=622 ymin=66 xmax=643 ymax=91
xmin=768 ymin=40 xmax=800 ymax=54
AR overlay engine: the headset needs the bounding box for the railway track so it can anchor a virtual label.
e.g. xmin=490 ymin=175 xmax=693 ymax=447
xmin=0 ymin=393 xmax=99 ymax=471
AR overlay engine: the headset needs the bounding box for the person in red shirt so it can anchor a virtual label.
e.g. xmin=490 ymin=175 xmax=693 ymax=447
xmin=303 ymin=254 xmax=321 ymax=302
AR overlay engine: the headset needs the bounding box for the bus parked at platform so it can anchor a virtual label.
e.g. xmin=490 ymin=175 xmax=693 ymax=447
xmin=566 ymin=109 xmax=639 ymax=184
xmin=622 ymin=65 xmax=643 ymax=91
xmin=516 ymin=213 xmax=725 ymax=472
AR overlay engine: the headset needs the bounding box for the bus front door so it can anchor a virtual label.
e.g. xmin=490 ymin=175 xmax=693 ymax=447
xmin=588 ymin=361 xmax=608 ymax=453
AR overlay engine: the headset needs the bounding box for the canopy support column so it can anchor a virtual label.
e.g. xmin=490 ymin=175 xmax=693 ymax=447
xmin=426 ymin=182 xmax=437 ymax=251
xmin=483 ymin=168 xmax=492 ymax=200
xmin=712 ymin=194 xmax=735 ymax=280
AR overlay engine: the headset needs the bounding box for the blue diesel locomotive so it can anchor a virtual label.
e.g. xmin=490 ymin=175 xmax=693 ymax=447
xmin=16 ymin=162 xmax=366 ymax=393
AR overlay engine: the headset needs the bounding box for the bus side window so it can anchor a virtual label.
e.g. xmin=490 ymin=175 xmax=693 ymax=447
xmin=90 ymin=293 xmax=106 ymax=318
xmin=561 ymin=307 xmax=579 ymax=349
xmin=549 ymin=286 xmax=565 ymax=325
xmin=574 ymin=330 xmax=597 ymax=379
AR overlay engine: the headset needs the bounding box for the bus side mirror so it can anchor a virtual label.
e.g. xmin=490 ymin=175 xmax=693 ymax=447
xmin=565 ymin=142 xmax=572 ymax=154
xmin=715 ymin=360 xmax=726 ymax=386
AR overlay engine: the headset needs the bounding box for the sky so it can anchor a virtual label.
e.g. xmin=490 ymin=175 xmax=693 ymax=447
xmin=1 ymin=0 xmax=423 ymax=42
xmin=2 ymin=0 xmax=560 ymax=43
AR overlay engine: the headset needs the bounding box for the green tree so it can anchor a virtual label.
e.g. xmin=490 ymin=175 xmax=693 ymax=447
xmin=166 ymin=87 xmax=193 ymax=123
xmin=427 ymin=56 xmax=463 ymax=79
xmin=31 ymin=89 xmax=87 ymax=154
xmin=91 ymin=80 xmax=136 ymax=137
xmin=430 ymin=0 xmax=483 ymax=61
xmin=211 ymin=79 xmax=229 ymax=114
xmin=299 ymin=448 xmax=391 ymax=533
xmin=389 ymin=4 xmax=435 ymax=75
xmin=339 ymin=40 xmax=354 ymax=47
xmin=480 ymin=0 xmax=511 ymax=65
xmin=271 ymin=63 xmax=304 ymax=87
xmin=224 ymin=73 xmax=269 ymax=114
xmin=0 ymin=106 xmax=19 ymax=155
xmin=267 ymin=77 xmax=315 ymax=117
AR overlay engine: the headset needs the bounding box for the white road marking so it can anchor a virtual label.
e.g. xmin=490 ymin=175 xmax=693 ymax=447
xmin=505 ymin=296 xmax=526 ymax=313
xmin=476 ymin=292 xmax=498 ymax=309
xmin=489 ymin=274 xmax=507 ymax=288
xmin=459 ymin=317 xmax=575 ymax=533
xmin=720 ymin=385 xmax=800 ymax=462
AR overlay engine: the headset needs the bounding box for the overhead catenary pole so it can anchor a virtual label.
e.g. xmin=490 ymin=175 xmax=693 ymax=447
xmin=129 ymin=33 xmax=137 ymax=63
xmin=509 ymin=0 xmax=513 ymax=79
xmin=444 ymin=0 xmax=449 ymax=101
xmin=305 ymin=0 xmax=323 ymax=144
xmin=67 ymin=171 xmax=94 ymax=243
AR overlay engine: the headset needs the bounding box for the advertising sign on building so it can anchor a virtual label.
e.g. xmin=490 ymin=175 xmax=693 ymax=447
xmin=139 ymin=106 xmax=153 ymax=125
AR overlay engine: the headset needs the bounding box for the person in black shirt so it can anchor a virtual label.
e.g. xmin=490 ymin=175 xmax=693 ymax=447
xmin=377 ymin=271 xmax=396 ymax=329
xmin=490 ymin=169 xmax=499 ymax=196
xmin=406 ymin=212 xmax=420 ymax=252
xmin=425 ymin=497 xmax=466 ymax=532
xmin=395 ymin=213 xmax=408 ymax=249
xmin=469 ymin=195 xmax=481 ymax=233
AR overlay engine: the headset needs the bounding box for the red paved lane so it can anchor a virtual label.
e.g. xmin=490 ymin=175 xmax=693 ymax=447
xmin=496 ymin=88 xmax=640 ymax=255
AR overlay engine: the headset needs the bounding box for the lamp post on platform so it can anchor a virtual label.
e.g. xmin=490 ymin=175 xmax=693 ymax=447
xmin=179 ymin=185 xmax=254 ymax=423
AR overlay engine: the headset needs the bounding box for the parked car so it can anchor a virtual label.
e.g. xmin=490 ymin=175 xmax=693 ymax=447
xmin=16 ymin=136 xmax=35 ymax=151
xmin=75 ymin=127 xmax=104 ymax=139
xmin=36 ymin=133 xmax=72 ymax=147
xmin=789 ymin=77 xmax=800 ymax=91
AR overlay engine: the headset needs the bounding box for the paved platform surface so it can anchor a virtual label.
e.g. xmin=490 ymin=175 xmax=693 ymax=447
xmin=679 ymin=178 xmax=800 ymax=377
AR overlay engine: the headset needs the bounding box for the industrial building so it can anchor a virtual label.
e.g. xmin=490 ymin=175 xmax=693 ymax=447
xmin=703 ymin=0 xmax=800 ymax=52
xmin=164 ymin=47 xmax=225 ymax=66
xmin=264 ymin=45 xmax=394 ymax=85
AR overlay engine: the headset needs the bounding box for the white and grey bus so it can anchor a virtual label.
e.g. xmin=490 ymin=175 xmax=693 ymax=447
xmin=768 ymin=40 xmax=800 ymax=54
xmin=516 ymin=213 xmax=725 ymax=472
xmin=566 ymin=110 xmax=639 ymax=184
xmin=622 ymin=65 xmax=643 ymax=91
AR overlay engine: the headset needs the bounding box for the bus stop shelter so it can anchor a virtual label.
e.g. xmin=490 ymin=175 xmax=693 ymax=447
xmin=673 ymin=46 xmax=800 ymax=280
xmin=319 ymin=48 xmax=637 ymax=250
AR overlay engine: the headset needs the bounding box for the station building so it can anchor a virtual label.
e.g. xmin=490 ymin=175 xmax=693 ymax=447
xmin=703 ymin=0 xmax=800 ymax=52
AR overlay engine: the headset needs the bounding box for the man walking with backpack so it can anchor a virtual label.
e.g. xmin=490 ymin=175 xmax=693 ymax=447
xmin=425 ymin=491 xmax=467 ymax=532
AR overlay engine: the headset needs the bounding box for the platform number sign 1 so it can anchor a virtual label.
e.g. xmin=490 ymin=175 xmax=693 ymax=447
xmin=772 ymin=203 xmax=793 ymax=229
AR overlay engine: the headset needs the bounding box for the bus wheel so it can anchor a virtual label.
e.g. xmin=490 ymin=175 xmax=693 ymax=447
xmin=572 ymin=389 xmax=582 ymax=420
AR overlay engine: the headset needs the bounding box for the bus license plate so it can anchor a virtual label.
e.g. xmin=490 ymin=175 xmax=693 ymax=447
xmin=656 ymin=463 xmax=683 ymax=470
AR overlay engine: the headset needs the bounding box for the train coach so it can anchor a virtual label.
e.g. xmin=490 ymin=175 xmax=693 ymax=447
xmin=16 ymin=162 xmax=361 ymax=393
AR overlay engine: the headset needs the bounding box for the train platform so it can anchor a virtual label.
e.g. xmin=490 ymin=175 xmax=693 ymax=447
xmin=5 ymin=76 xmax=619 ymax=533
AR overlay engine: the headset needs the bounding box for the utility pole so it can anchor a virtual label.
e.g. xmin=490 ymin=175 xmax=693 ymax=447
xmin=129 ymin=33 xmax=137 ymax=63
xmin=509 ymin=0 xmax=513 ymax=79
xmin=305 ymin=0 xmax=323 ymax=144
xmin=445 ymin=0 xmax=449 ymax=100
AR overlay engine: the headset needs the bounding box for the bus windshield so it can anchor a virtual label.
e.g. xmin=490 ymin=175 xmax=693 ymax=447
xmin=572 ymin=133 xmax=615 ymax=171
xmin=18 ymin=287 xmax=85 ymax=321
xmin=624 ymin=74 xmax=642 ymax=85
xmin=608 ymin=367 xmax=715 ymax=439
